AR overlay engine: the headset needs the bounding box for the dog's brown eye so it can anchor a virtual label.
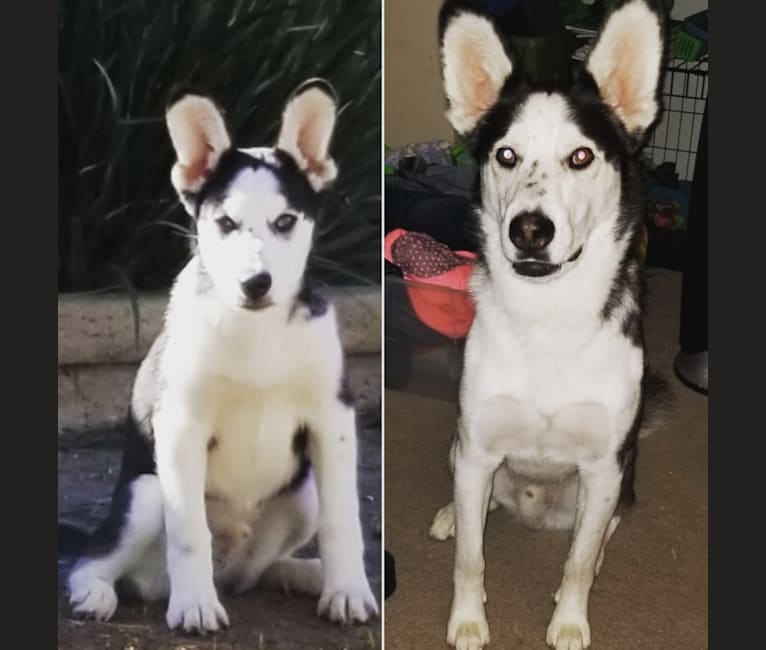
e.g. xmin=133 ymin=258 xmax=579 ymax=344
xmin=216 ymin=216 xmax=238 ymax=234
xmin=569 ymin=147 xmax=594 ymax=169
xmin=273 ymin=213 xmax=298 ymax=234
xmin=496 ymin=147 xmax=517 ymax=168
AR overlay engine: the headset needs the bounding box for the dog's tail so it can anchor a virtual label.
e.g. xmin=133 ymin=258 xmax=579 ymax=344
xmin=639 ymin=369 xmax=674 ymax=439
xmin=58 ymin=522 xmax=90 ymax=559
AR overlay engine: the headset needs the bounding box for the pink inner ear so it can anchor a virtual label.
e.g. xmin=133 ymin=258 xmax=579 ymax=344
xmin=179 ymin=158 xmax=210 ymax=186
xmin=296 ymin=120 xmax=328 ymax=177
xmin=596 ymin=27 xmax=648 ymax=121
xmin=462 ymin=45 xmax=495 ymax=115
xmin=604 ymin=71 xmax=626 ymax=110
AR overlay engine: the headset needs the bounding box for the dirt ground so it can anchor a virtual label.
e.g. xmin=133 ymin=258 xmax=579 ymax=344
xmin=57 ymin=408 xmax=382 ymax=650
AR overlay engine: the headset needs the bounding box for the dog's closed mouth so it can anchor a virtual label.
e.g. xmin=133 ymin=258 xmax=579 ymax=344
xmin=241 ymin=298 xmax=274 ymax=311
xmin=513 ymin=246 xmax=583 ymax=278
xmin=513 ymin=260 xmax=561 ymax=277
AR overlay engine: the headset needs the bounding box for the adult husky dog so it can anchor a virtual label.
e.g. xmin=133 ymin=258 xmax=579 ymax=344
xmin=62 ymin=80 xmax=378 ymax=633
xmin=429 ymin=1 xmax=669 ymax=647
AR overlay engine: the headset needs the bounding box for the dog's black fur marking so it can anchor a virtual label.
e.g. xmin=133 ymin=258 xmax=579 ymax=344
xmin=58 ymin=404 xmax=159 ymax=561
xmin=617 ymin=400 xmax=642 ymax=507
xmin=472 ymin=74 xmax=529 ymax=164
xmin=279 ymin=426 xmax=312 ymax=495
xmin=601 ymin=248 xmax=646 ymax=347
xmin=290 ymin=277 xmax=329 ymax=320
xmin=59 ymin=331 xmax=164 ymax=562
xmin=617 ymin=369 xmax=671 ymax=506
xmin=194 ymin=148 xmax=322 ymax=220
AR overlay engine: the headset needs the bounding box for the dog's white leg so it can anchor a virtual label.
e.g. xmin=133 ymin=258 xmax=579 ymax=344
xmin=594 ymin=515 xmax=620 ymax=577
xmin=153 ymin=398 xmax=228 ymax=634
xmin=308 ymin=400 xmax=377 ymax=624
xmin=68 ymin=474 xmax=164 ymax=621
xmin=433 ymin=436 xmax=499 ymax=541
xmin=546 ymin=462 xmax=621 ymax=650
xmin=447 ymin=439 xmax=499 ymax=650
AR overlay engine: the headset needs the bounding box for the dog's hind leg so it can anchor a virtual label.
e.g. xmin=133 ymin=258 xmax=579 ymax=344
xmin=431 ymin=435 xmax=499 ymax=541
xmin=229 ymin=472 xmax=321 ymax=596
xmin=259 ymin=558 xmax=324 ymax=596
xmin=68 ymin=474 xmax=164 ymax=621
xmin=430 ymin=499 xmax=500 ymax=541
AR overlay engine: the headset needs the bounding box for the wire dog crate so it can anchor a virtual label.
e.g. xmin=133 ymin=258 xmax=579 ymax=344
xmin=645 ymin=57 xmax=709 ymax=182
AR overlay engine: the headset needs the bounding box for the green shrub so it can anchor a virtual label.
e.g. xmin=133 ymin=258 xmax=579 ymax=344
xmin=59 ymin=0 xmax=381 ymax=292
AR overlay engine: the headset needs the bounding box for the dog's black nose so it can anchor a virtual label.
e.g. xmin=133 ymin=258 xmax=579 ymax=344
xmin=241 ymin=272 xmax=272 ymax=302
xmin=509 ymin=212 xmax=555 ymax=252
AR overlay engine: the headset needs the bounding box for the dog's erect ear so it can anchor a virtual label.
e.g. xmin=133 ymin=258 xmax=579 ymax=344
xmin=277 ymin=79 xmax=338 ymax=191
xmin=166 ymin=94 xmax=231 ymax=197
xmin=439 ymin=2 xmax=513 ymax=134
xmin=586 ymin=0 xmax=666 ymax=138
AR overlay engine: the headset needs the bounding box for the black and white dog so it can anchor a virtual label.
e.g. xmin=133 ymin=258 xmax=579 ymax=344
xmin=429 ymin=1 xmax=669 ymax=648
xmin=62 ymin=80 xmax=378 ymax=633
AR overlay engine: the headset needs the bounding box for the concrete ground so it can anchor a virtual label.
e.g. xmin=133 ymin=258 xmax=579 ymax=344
xmin=58 ymin=408 xmax=382 ymax=650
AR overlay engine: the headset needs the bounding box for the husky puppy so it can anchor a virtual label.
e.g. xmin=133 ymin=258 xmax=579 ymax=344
xmin=63 ymin=80 xmax=378 ymax=633
xmin=428 ymin=1 xmax=669 ymax=648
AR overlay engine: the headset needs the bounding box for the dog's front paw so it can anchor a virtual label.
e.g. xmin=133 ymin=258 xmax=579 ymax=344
xmin=447 ymin=617 xmax=490 ymax=650
xmin=69 ymin=578 xmax=118 ymax=622
xmin=318 ymin=577 xmax=378 ymax=624
xmin=546 ymin=614 xmax=591 ymax=650
xmin=430 ymin=503 xmax=456 ymax=540
xmin=166 ymin=585 xmax=229 ymax=634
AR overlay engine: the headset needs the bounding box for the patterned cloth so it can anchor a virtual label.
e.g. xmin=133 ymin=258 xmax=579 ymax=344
xmin=390 ymin=231 xmax=471 ymax=278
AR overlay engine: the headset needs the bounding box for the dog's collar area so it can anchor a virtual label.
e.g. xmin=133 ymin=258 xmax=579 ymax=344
xmin=511 ymin=246 xmax=583 ymax=278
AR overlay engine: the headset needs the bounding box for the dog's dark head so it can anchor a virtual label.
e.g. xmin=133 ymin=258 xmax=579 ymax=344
xmin=439 ymin=0 xmax=666 ymax=281
xmin=165 ymin=80 xmax=338 ymax=310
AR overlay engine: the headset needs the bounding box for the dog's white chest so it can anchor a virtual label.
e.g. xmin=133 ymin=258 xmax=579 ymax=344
xmin=204 ymin=383 xmax=305 ymax=511
xmin=203 ymin=309 xmax=330 ymax=387
xmin=464 ymin=302 xmax=643 ymax=475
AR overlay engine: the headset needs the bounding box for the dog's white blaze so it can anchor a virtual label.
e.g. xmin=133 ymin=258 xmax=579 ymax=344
xmin=482 ymin=93 xmax=622 ymax=268
xmin=238 ymin=146 xmax=280 ymax=166
xmin=196 ymin=166 xmax=313 ymax=308
xmin=223 ymin=167 xmax=285 ymax=225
